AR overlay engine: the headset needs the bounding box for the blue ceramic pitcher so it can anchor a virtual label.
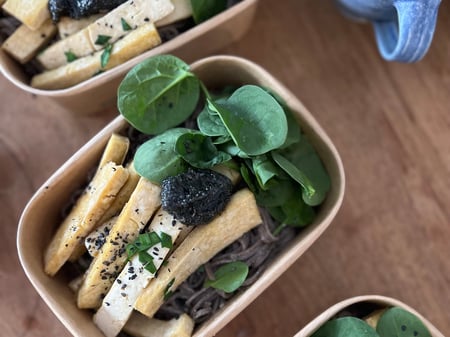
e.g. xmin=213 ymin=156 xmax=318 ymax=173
xmin=336 ymin=0 xmax=441 ymax=62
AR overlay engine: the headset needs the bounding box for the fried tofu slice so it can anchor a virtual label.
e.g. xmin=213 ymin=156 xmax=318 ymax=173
xmin=94 ymin=207 xmax=186 ymax=337
xmin=98 ymin=133 xmax=130 ymax=169
xmin=44 ymin=162 xmax=129 ymax=276
xmin=57 ymin=14 xmax=103 ymax=39
xmin=134 ymin=189 xmax=262 ymax=317
xmin=77 ymin=178 xmax=161 ymax=309
xmin=1 ymin=19 xmax=57 ymax=63
xmin=69 ymin=133 xmax=131 ymax=262
xmin=124 ymin=313 xmax=194 ymax=337
xmin=2 ymin=0 xmax=49 ymax=30
xmin=97 ymin=162 xmax=141 ymax=225
xmin=84 ymin=216 xmax=117 ymax=258
xmin=31 ymin=22 xmax=161 ymax=90
xmin=37 ymin=0 xmax=173 ymax=70
xmin=156 ymin=0 xmax=192 ymax=27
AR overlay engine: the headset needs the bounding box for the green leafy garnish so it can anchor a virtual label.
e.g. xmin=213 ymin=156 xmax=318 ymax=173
xmin=118 ymin=55 xmax=200 ymax=135
xmin=175 ymin=132 xmax=231 ymax=169
xmin=204 ymin=261 xmax=248 ymax=293
xmin=159 ymin=231 xmax=173 ymax=249
xmin=311 ymin=317 xmax=379 ymax=337
xmin=377 ymin=307 xmax=432 ymax=337
xmin=118 ymin=54 xmax=331 ymax=236
xmin=95 ymin=34 xmax=112 ymax=46
xmin=210 ymin=85 xmax=288 ymax=156
xmin=100 ymin=43 xmax=113 ymax=68
xmin=121 ymin=17 xmax=132 ymax=31
xmin=163 ymin=278 xmax=175 ymax=300
xmin=64 ymin=50 xmax=77 ymax=62
xmin=190 ymin=0 xmax=228 ymax=24
xmin=134 ymin=128 xmax=189 ymax=184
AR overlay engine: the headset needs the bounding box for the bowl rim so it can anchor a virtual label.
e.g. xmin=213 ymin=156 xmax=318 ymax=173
xmin=293 ymin=294 xmax=445 ymax=337
xmin=0 ymin=0 xmax=258 ymax=96
xmin=17 ymin=54 xmax=345 ymax=337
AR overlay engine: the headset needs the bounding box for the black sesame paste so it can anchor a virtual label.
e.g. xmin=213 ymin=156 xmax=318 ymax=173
xmin=48 ymin=0 xmax=127 ymax=22
xmin=160 ymin=168 xmax=233 ymax=226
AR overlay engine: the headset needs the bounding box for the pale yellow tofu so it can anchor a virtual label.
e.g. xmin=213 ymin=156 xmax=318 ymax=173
xmin=97 ymin=162 xmax=140 ymax=225
xmin=58 ymin=14 xmax=103 ymax=39
xmin=156 ymin=0 xmax=192 ymax=27
xmin=124 ymin=313 xmax=194 ymax=337
xmin=69 ymin=133 xmax=130 ymax=262
xmin=364 ymin=309 xmax=386 ymax=329
xmin=134 ymin=189 xmax=262 ymax=317
xmin=98 ymin=133 xmax=130 ymax=169
xmin=77 ymin=178 xmax=161 ymax=309
xmin=2 ymin=0 xmax=49 ymax=30
xmin=44 ymin=162 xmax=129 ymax=276
xmin=87 ymin=0 xmax=173 ymax=52
xmin=94 ymin=208 xmax=186 ymax=337
xmin=36 ymin=28 xmax=95 ymax=70
xmin=37 ymin=0 xmax=172 ymax=70
xmin=31 ymin=23 xmax=161 ymax=90
xmin=2 ymin=19 xmax=57 ymax=63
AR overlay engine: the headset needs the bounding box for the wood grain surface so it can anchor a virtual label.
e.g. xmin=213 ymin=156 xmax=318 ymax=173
xmin=1 ymin=0 xmax=449 ymax=336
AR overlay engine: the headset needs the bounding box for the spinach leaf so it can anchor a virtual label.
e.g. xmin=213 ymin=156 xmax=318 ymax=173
xmin=118 ymin=55 xmax=200 ymax=135
xmin=252 ymin=155 xmax=280 ymax=189
xmin=212 ymin=85 xmax=288 ymax=156
xmin=190 ymin=0 xmax=228 ymax=24
xmin=204 ymin=261 xmax=249 ymax=293
xmin=134 ymin=128 xmax=189 ymax=183
xmin=377 ymin=307 xmax=432 ymax=337
xmin=272 ymin=136 xmax=330 ymax=206
xmin=268 ymin=187 xmax=315 ymax=227
xmin=253 ymin=178 xmax=297 ymax=208
xmin=311 ymin=317 xmax=379 ymax=337
xmin=175 ymin=132 xmax=231 ymax=169
xmin=197 ymin=101 xmax=229 ymax=137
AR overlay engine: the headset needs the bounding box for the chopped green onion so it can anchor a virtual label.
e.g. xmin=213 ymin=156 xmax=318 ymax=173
xmin=95 ymin=34 xmax=112 ymax=46
xmin=143 ymin=258 xmax=157 ymax=274
xmin=121 ymin=18 xmax=132 ymax=31
xmin=100 ymin=43 xmax=113 ymax=68
xmin=64 ymin=50 xmax=77 ymax=62
xmin=160 ymin=231 xmax=173 ymax=249
xmin=163 ymin=278 xmax=175 ymax=300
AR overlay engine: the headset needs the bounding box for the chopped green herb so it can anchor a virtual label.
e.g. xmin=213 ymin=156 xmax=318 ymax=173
xmin=163 ymin=278 xmax=175 ymax=300
xmin=100 ymin=43 xmax=113 ymax=68
xmin=160 ymin=231 xmax=173 ymax=249
xmin=64 ymin=50 xmax=77 ymax=62
xmin=143 ymin=257 xmax=157 ymax=274
xmin=95 ymin=34 xmax=112 ymax=46
xmin=121 ymin=17 xmax=132 ymax=31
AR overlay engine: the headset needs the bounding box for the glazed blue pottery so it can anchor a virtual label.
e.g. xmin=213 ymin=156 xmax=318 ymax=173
xmin=336 ymin=0 xmax=441 ymax=62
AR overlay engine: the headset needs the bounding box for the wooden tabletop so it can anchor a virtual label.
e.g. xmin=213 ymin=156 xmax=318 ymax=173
xmin=1 ymin=0 xmax=449 ymax=336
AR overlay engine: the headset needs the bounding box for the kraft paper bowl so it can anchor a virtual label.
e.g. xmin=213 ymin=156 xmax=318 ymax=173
xmin=0 ymin=0 xmax=258 ymax=114
xmin=294 ymin=295 xmax=445 ymax=337
xmin=17 ymin=55 xmax=345 ymax=337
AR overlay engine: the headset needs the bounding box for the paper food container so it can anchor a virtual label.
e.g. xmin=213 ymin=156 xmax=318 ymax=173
xmin=0 ymin=0 xmax=258 ymax=114
xmin=17 ymin=55 xmax=345 ymax=337
xmin=294 ymin=295 xmax=445 ymax=337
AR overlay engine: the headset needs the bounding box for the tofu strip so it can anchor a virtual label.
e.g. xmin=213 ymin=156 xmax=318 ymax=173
xmin=36 ymin=0 xmax=173 ymax=70
xmin=94 ymin=208 xmax=188 ymax=337
xmin=1 ymin=20 xmax=57 ymax=63
xmin=134 ymin=189 xmax=262 ymax=317
xmin=31 ymin=23 xmax=162 ymax=90
xmin=69 ymin=134 xmax=131 ymax=262
xmin=124 ymin=313 xmax=194 ymax=337
xmin=44 ymin=162 xmax=129 ymax=276
xmin=77 ymin=178 xmax=161 ymax=309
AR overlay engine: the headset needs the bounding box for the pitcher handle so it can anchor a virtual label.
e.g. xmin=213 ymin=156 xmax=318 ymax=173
xmin=373 ymin=0 xmax=441 ymax=62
